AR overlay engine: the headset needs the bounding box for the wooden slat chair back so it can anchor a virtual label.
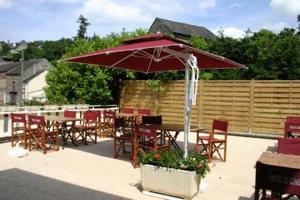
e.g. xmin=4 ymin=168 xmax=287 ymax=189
xmin=196 ymin=119 xmax=228 ymax=162
xmin=132 ymin=123 xmax=170 ymax=167
xmin=284 ymin=116 xmax=300 ymax=138
xmin=11 ymin=113 xmax=27 ymax=148
xmin=28 ymin=115 xmax=59 ymax=154
xmin=100 ymin=110 xmax=116 ymax=137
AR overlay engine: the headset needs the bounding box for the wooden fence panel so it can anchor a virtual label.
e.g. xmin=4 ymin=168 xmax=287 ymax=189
xmin=120 ymin=80 xmax=300 ymax=136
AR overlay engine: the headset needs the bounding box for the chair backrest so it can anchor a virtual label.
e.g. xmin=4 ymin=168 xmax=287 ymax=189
xmin=120 ymin=107 xmax=134 ymax=114
xmin=135 ymin=124 xmax=157 ymax=138
xmin=114 ymin=117 xmax=124 ymax=127
xmin=278 ymin=138 xmax=300 ymax=155
xmin=284 ymin=116 xmax=300 ymax=133
xmin=87 ymin=110 xmax=102 ymax=121
xmin=28 ymin=115 xmax=45 ymax=127
xmin=11 ymin=113 xmax=26 ymax=123
xmin=212 ymin=119 xmax=228 ymax=134
xmin=142 ymin=115 xmax=162 ymax=125
xmin=137 ymin=108 xmax=151 ymax=116
xmin=64 ymin=110 xmax=76 ymax=118
xmin=83 ymin=111 xmax=98 ymax=121
xmin=104 ymin=110 xmax=116 ymax=119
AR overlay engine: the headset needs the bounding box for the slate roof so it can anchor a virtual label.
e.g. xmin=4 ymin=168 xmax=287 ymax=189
xmin=1 ymin=59 xmax=47 ymax=74
xmin=149 ymin=18 xmax=216 ymax=40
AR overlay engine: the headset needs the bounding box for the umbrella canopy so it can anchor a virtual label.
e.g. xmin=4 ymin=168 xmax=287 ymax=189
xmin=66 ymin=33 xmax=246 ymax=72
xmin=65 ymin=33 xmax=246 ymax=158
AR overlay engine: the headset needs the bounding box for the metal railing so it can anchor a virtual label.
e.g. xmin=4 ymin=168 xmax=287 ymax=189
xmin=0 ymin=104 xmax=118 ymax=138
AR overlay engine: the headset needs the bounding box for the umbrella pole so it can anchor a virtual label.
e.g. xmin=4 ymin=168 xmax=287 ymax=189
xmin=183 ymin=63 xmax=191 ymax=159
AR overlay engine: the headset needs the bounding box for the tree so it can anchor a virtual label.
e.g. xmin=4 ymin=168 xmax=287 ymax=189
xmin=76 ymin=15 xmax=90 ymax=40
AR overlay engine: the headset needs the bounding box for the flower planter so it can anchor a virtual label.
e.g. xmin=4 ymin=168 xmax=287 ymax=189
xmin=141 ymin=164 xmax=201 ymax=199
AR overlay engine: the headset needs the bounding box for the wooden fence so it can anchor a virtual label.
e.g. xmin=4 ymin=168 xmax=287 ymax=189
xmin=120 ymin=80 xmax=300 ymax=135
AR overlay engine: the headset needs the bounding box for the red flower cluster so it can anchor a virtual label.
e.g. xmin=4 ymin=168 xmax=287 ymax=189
xmin=153 ymin=153 xmax=161 ymax=159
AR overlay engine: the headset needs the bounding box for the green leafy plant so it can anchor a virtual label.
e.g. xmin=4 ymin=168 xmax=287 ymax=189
xmin=138 ymin=150 xmax=210 ymax=177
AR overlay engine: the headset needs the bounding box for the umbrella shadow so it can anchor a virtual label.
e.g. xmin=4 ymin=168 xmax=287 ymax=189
xmin=0 ymin=168 xmax=131 ymax=200
xmin=63 ymin=138 xmax=133 ymax=163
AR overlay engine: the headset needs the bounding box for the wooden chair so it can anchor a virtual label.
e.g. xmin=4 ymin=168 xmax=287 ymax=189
xmin=100 ymin=110 xmax=116 ymax=137
xmin=11 ymin=113 xmax=27 ymax=148
xmin=132 ymin=123 xmax=170 ymax=167
xmin=196 ymin=119 xmax=228 ymax=162
xmin=87 ymin=110 xmax=102 ymax=136
xmin=113 ymin=117 xmax=133 ymax=158
xmin=28 ymin=115 xmax=59 ymax=154
xmin=73 ymin=111 xmax=98 ymax=145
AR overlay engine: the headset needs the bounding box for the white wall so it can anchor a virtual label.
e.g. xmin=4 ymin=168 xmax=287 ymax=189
xmin=24 ymin=70 xmax=48 ymax=101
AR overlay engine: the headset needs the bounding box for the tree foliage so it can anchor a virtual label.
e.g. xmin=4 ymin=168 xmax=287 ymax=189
xmin=76 ymin=15 xmax=90 ymax=40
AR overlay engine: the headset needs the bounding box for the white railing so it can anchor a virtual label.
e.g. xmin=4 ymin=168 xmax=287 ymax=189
xmin=0 ymin=104 xmax=118 ymax=138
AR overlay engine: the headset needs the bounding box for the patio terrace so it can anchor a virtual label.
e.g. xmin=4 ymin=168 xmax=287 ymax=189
xmin=0 ymin=133 xmax=275 ymax=200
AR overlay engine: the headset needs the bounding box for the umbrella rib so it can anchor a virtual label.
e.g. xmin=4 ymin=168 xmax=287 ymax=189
xmin=110 ymin=50 xmax=139 ymax=68
xmin=145 ymin=48 xmax=157 ymax=73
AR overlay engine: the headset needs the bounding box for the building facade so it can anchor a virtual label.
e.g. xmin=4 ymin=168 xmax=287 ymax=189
xmin=0 ymin=58 xmax=51 ymax=105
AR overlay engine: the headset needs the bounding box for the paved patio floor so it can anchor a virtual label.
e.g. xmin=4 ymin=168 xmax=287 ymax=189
xmin=0 ymin=133 xmax=276 ymax=200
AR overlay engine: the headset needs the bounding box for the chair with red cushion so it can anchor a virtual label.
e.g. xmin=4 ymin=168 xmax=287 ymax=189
xmin=113 ymin=117 xmax=134 ymax=159
xmin=11 ymin=113 xmax=28 ymax=148
xmin=100 ymin=110 xmax=116 ymax=137
xmin=196 ymin=119 xmax=228 ymax=162
xmin=132 ymin=123 xmax=170 ymax=167
xmin=28 ymin=115 xmax=59 ymax=154
xmin=73 ymin=111 xmax=98 ymax=145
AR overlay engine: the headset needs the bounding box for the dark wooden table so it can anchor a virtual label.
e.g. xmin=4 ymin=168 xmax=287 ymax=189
xmin=255 ymin=152 xmax=300 ymax=200
xmin=158 ymin=123 xmax=202 ymax=150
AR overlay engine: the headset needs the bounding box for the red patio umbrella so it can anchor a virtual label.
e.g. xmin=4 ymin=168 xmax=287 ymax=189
xmin=65 ymin=33 xmax=246 ymax=158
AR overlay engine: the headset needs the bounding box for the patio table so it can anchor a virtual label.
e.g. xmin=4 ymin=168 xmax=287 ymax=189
xmin=158 ymin=123 xmax=202 ymax=150
xmin=255 ymin=152 xmax=300 ymax=200
xmin=45 ymin=115 xmax=82 ymax=148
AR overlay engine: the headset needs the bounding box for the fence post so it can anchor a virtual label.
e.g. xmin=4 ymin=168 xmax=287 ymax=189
xmin=249 ymin=79 xmax=254 ymax=133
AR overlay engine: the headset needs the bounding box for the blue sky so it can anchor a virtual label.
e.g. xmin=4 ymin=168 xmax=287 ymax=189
xmin=0 ymin=0 xmax=299 ymax=42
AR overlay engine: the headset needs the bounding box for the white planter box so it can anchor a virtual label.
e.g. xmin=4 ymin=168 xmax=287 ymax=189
xmin=141 ymin=164 xmax=201 ymax=199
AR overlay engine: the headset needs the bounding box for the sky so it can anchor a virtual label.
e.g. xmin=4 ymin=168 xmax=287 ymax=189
xmin=0 ymin=0 xmax=299 ymax=42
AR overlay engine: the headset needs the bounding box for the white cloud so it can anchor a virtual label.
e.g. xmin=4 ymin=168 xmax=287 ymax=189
xmin=80 ymin=0 xmax=152 ymax=23
xmin=198 ymin=0 xmax=216 ymax=10
xmin=0 ymin=0 xmax=12 ymax=9
xmin=270 ymin=0 xmax=300 ymax=17
xmin=214 ymin=27 xmax=246 ymax=39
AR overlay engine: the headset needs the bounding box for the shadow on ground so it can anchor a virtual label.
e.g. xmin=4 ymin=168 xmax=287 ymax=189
xmin=61 ymin=137 xmax=197 ymax=161
xmin=0 ymin=168 xmax=131 ymax=200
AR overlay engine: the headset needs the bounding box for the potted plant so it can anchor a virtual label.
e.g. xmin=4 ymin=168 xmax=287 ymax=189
xmin=139 ymin=150 xmax=209 ymax=199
